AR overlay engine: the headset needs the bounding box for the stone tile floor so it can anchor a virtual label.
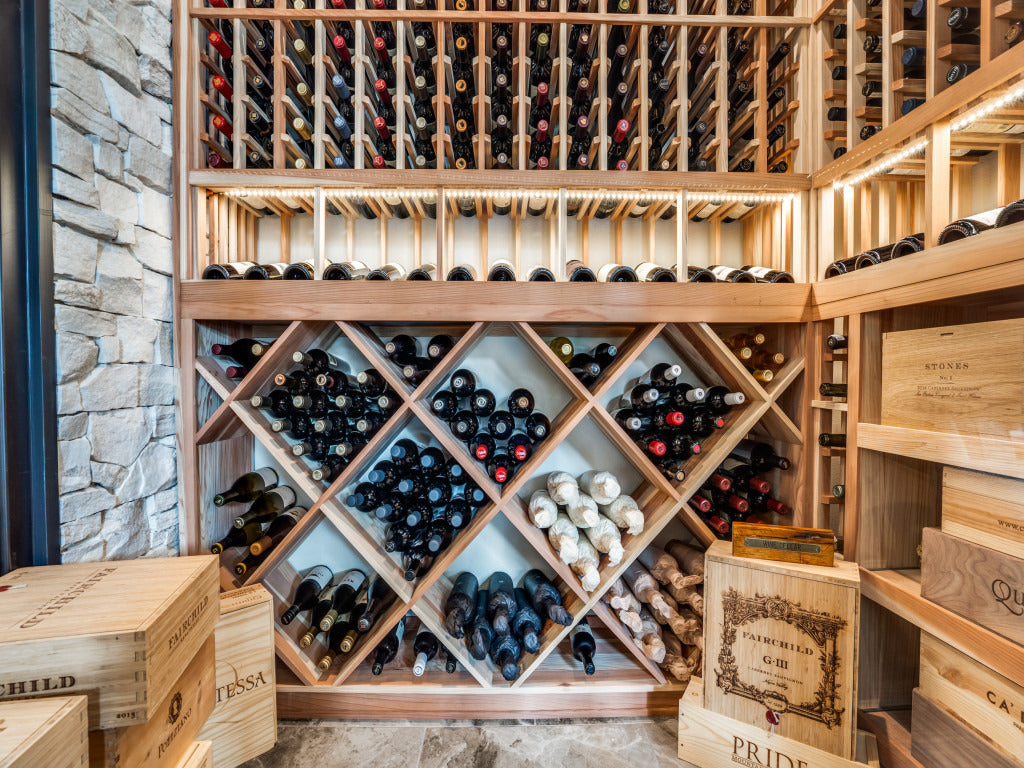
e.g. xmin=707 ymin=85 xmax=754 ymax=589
xmin=241 ymin=717 xmax=689 ymax=768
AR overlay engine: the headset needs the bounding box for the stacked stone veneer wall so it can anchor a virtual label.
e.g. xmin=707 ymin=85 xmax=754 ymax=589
xmin=51 ymin=0 xmax=178 ymax=561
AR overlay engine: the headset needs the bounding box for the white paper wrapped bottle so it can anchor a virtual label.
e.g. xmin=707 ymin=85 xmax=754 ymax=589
xmin=528 ymin=490 xmax=558 ymax=529
xmin=583 ymin=515 xmax=624 ymax=565
xmin=633 ymin=608 xmax=666 ymax=663
xmin=571 ymin=535 xmax=601 ymax=592
xmin=567 ymin=492 xmax=600 ymax=529
xmin=600 ymin=495 xmax=645 ymax=535
xmin=578 ymin=470 xmax=621 ymax=505
xmin=666 ymin=539 xmax=705 ymax=579
xmin=622 ymin=561 xmax=672 ymax=616
xmin=600 ymin=589 xmax=642 ymax=634
xmin=639 ymin=545 xmax=700 ymax=589
xmin=547 ymin=471 xmax=580 ymax=506
xmin=548 ymin=513 xmax=580 ymax=564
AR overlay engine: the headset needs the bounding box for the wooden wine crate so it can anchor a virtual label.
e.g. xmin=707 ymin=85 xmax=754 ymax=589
xmin=942 ymin=467 xmax=1024 ymax=561
xmin=197 ymin=585 xmax=277 ymax=768
xmin=0 ymin=556 xmax=219 ymax=729
xmin=880 ymin=317 xmax=1024 ymax=440
xmin=920 ymin=527 xmax=1024 ymax=646
xmin=679 ymin=679 xmax=880 ymax=768
xmin=0 ymin=695 xmax=88 ymax=768
xmin=703 ymin=540 xmax=861 ymax=759
xmin=176 ymin=741 xmax=213 ymax=768
xmin=88 ymin=635 xmax=216 ymax=768
xmin=911 ymin=687 xmax=1024 ymax=768
xmin=919 ymin=632 xmax=1024 ymax=758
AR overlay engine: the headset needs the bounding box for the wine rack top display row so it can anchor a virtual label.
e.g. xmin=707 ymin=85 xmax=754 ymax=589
xmin=186 ymin=0 xmax=808 ymax=177
xmin=184 ymin=315 xmax=806 ymax=689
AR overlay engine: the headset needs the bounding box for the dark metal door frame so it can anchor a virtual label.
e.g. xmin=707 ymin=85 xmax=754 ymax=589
xmin=0 ymin=0 xmax=59 ymax=572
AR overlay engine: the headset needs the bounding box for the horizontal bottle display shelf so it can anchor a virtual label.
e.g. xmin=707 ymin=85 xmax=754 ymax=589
xmin=185 ymin=316 xmax=805 ymax=689
xmin=188 ymin=1 xmax=804 ymax=175
xmin=185 ymin=184 xmax=804 ymax=282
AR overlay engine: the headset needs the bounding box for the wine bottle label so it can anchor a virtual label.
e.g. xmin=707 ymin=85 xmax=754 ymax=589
xmin=710 ymin=265 xmax=740 ymax=280
xmin=570 ymin=622 xmax=595 ymax=641
xmin=305 ymin=564 xmax=334 ymax=590
xmin=635 ymin=262 xmax=670 ymax=282
xmin=744 ymin=266 xmax=776 ymax=278
xmin=270 ymin=486 xmax=298 ymax=508
xmin=251 ymin=467 xmax=279 ymax=487
xmin=338 ymin=568 xmax=367 ymax=592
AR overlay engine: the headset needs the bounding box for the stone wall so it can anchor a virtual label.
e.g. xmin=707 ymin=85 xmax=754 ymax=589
xmin=51 ymin=0 xmax=178 ymax=561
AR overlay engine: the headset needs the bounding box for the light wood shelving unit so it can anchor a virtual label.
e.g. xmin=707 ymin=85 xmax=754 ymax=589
xmin=175 ymin=0 xmax=1024 ymax=734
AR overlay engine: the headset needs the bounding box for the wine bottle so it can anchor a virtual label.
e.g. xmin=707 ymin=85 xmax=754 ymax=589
xmin=282 ymin=564 xmax=334 ymax=624
xmin=298 ymin=577 xmax=345 ymax=648
xmin=249 ymin=508 xmax=300 ymax=555
xmin=449 ymin=368 xmax=476 ymax=398
xmin=370 ymin=618 xmax=405 ymax=675
xmin=316 ymin=609 xmax=356 ymax=671
xmin=937 ymin=207 xmax=1002 ymax=244
xmin=357 ymin=576 xmax=396 ymax=633
xmin=319 ymin=569 xmax=368 ymax=631
xmin=729 ymin=440 xmax=791 ymax=471
xmin=443 ymin=572 xmax=479 ymax=638
xmin=818 ymin=432 xmax=847 ymax=447
xmin=468 ymin=590 xmax=493 ymax=660
xmin=412 ymin=628 xmax=439 ymax=676
xmin=486 ymin=572 xmax=517 ymax=635
xmin=571 ymin=618 xmax=597 ymax=675
xmin=489 ymin=631 xmax=523 ymax=681
xmin=511 ymin=588 xmax=542 ymax=654
xmin=214 ymin=467 xmax=278 ymax=506
xmin=233 ymin=487 xmax=297 ymax=528
xmin=523 ymin=569 xmax=572 ymax=625
xmin=210 ymin=520 xmax=262 ymax=554
xmin=566 ymin=260 xmax=597 ymax=281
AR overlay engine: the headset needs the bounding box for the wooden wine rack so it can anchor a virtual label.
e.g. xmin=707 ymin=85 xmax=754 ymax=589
xmin=181 ymin=293 xmax=807 ymax=713
xmin=184 ymin=0 xmax=808 ymax=175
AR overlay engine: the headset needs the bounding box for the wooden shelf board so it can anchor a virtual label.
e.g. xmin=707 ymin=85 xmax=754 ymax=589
xmin=812 ymin=398 xmax=849 ymax=411
xmin=857 ymin=423 xmax=1024 ymax=479
xmin=937 ymin=43 xmax=982 ymax=61
xmin=820 ymin=494 xmax=845 ymax=504
xmin=860 ymin=567 xmax=1024 ymax=688
xmin=891 ymin=29 xmax=927 ymax=45
xmin=812 ymin=226 xmax=1024 ymax=320
xmin=854 ymin=17 xmax=883 ymax=32
xmin=824 ymin=88 xmax=847 ymax=101
xmin=857 ymin=708 xmax=924 ymax=768
xmin=180 ymin=283 xmax=814 ymax=324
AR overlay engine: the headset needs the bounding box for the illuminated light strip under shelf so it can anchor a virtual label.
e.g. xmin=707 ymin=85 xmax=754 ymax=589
xmin=951 ymin=81 xmax=1024 ymax=132
xmin=224 ymin=188 xmax=795 ymax=204
xmin=832 ymin=138 xmax=929 ymax=190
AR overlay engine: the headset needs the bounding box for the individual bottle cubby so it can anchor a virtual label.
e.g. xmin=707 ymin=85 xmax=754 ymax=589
xmin=687 ymin=26 xmax=719 ymax=171
xmin=414 ymin=514 xmax=586 ymax=687
xmin=189 ymin=3 xmax=805 ymax=173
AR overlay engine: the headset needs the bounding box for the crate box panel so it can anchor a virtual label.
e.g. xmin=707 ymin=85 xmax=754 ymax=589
xmin=177 ymin=741 xmax=213 ymax=768
xmin=679 ymin=680 xmax=879 ymax=768
xmin=0 ymin=556 xmax=218 ymax=729
xmin=919 ymin=632 xmax=1024 ymax=759
xmin=921 ymin=527 xmax=1024 ymax=648
xmin=197 ymin=586 xmax=277 ymax=768
xmin=942 ymin=467 xmax=1024 ymax=561
xmin=89 ymin=635 xmax=216 ymax=768
xmin=911 ymin=688 xmax=1024 ymax=768
xmin=880 ymin=317 xmax=1024 ymax=441
xmin=0 ymin=696 xmax=88 ymax=768
xmin=703 ymin=540 xmax=860 ymax=759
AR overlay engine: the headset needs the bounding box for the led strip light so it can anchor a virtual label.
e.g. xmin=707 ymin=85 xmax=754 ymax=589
xmin=224 ymin=188 xmax=795 ymax=204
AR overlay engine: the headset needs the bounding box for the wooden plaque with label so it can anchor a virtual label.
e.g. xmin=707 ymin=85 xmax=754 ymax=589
xmin=197 ymin=585 xmax=277 ymax=768
xmin=704 ymin=540 xmax=861 ymax=759
xmin=0 ymin=556 xmax=219 ymax=729
xmin=731 ymin=523 xmax=836 ymax=566
xmin=880 ymin=317 xmax=1024 ymax=440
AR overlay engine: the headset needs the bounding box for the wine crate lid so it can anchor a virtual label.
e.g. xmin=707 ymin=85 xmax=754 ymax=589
xmin=0 ymin=556 xmax=219 ymax=729
xmin=197 ymin=585 xmax=277 ymax=768
xmin=0 ymin=696 xmax=88 ymax=768
xmin=679 ymin=679 xmax=880 ymax=768
xmin=911 ymin=687 xmax=1024 ymax=768
xmin=177 ymin=741 xmax=214 ymax=768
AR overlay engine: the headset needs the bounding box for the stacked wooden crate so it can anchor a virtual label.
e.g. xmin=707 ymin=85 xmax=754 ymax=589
xmin=914 ymin=467 xmax=1024 ymax=768
xmin=0 ymin=556 xmax=276 ymax=768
